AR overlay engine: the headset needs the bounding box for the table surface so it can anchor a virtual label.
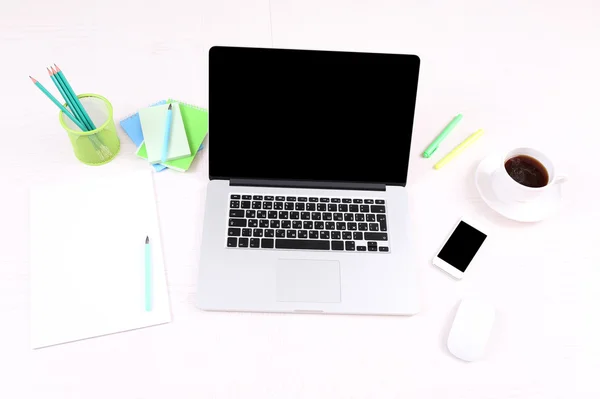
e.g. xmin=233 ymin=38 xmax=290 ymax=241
xmin=2 ymin=0 xmax=599 ymax=398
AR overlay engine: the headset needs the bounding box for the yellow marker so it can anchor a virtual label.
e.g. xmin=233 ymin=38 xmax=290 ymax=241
xmin=434 ymin=129 xmax=485 ymax=169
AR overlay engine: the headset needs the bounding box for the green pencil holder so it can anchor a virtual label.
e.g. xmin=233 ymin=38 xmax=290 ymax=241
xmin=59 ymin=94 xmax=120 ymax=165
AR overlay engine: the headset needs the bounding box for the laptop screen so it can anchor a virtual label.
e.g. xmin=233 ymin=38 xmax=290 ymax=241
xmin=208 ymin=47 xmax=420 ymax=186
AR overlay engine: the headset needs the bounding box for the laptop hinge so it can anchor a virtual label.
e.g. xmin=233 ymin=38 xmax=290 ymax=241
xmin=230 ymin=178 xmax=386 ymax=191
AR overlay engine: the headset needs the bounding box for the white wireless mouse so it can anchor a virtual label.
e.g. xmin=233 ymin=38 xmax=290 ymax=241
xmin=447 ymin=298 xmax=495 ymax=362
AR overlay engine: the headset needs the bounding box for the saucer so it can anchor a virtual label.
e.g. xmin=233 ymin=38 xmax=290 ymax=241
xmin=475 ymin=154 xmax=562 ymax=222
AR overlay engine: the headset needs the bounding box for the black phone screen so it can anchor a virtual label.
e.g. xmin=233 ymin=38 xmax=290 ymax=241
xmin=437 ymin=221 xmax=487 ymax=272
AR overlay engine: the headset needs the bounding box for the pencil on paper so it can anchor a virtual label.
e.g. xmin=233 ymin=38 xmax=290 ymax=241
xmin=161 ymin=104 xmax=173 ymax=163
xmin=145 ymin=236 xmax=152 ymax=311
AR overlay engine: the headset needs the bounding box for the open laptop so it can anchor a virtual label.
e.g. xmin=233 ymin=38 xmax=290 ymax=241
xmin=197 ymin=46 xmax=421 ymax=315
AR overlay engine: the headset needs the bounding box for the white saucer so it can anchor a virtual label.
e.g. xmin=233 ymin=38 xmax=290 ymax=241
xmin=475 ymin=154 xmax=562 ymax=222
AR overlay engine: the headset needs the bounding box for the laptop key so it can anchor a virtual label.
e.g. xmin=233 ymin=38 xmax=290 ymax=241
xmin=309 ymin=230 xmax=319 ymax=239
xmin=380 ymin=221 xmax=387 ymax=232
xmin=227 ymin=237 xmax=237 ymax=247
xmin=242 ymin=228 xmax=252 ymax=237
xmin=242 ymin=195 xmax=252 ymax=200
xmin=366 ymin=214 xmax=376 ymax=222
xmin=377 ymin=214 xmax=386 ymax=222
xmin=265 ymin=229 xmax=275 ymax=237
xmin=368 ymin=244 xmax=378 ymax=252
xmin=317 ymin=203 xmax=326 ymax=211
xmin=259 ymin=220 xmax=269 ymax=228
xmin=325 ymin=222 xmax=335 ymax=230
xmin=320 ymin=231 xmax=330 ymax=239
xmin=253 ymin=229 xmax=263 ymax=237
xmin=290 ymin=212 xmax=300 ymax=220
xmin=230 ymin=209 xmax=244 ymax=218
xmin=265 ymin=196 xmax=274 ymax=201
xmin=315 ymin=221 xmax=324 ymax=229
xmin=276 ymin=229 xmax=286 ymax=238
xmin=379 ymin=246 xmax=389 ymax=252
xmin=286 ymin=196 xmax=296 ymax=201
xmin=328 ymin=204 xmax=337 ymax=212
xmin=276 ymin=196 xmax=285 ymax=201
xmin=285 ymin=202 xmax=294 ymax=210
xmin=357 ymin=246 xmax=366 ymax=251
xmin=230 ymin=194 xmax=240 ymax=200
xmin=360 ymin=205 xmax=370 ymax=213
xmin=309 ymin=197 xmax=318 ymax=202
xmin=229 ymin=219 xmax=247 ymax=227
xmin=245 ymin=210 xmax=256 ymax=218
xmin=336 ymin=222 xmax=346 ymax=230
xmin=306 ymin=203 xmax=316 ymax=211
xmin=364 ymin=232 xmax=388 ymax=241
xmin=250 ymin=238 xmax=260 ymax=248
xmin=303 ymin=221 xmax=313 ymax=229
xmin=282 ymin=221 xmax=291 ymax=229
xmin=257 ymin=211 xmax=267 ymax=218
xmin=331 ymin=231 xmax=341 ymax=240
xmin=333 ymin=213 xmax=343 ymax=221
xmin=371 ymin=205 xmax=385 ymax=213
xmin=355 ymin=213 xmax=365 ymax=221
xmin=228 ymin=228 xmax=241 ymax=236
xmin=323 ymin=212 xmax=332 ymax=220
xmin=298 ymin=197 xmax=307 ymax=202
xmin=369 ymin=223 xmax=379 ymax=231
xmin=344 ymin=213 xmax=354 ymax=221
xmin=292 ymin=221 xmax=302 ymax=229
xmin=375 ymin=199 xmax=385 ymax=204
xmin=347 ymin=222 xmax=357 ymax=231
xmin=311 ymin=212 xmax=321 ymax=220
xmin=263 ymin=202 xmax=273 ymax=209
xmin=339 ymin=204 xmax=348 ymax=212
xmin=270 ymin=220 xmax=280 ymax=228
xmin=331 ymin=198 xmax=341 ymax=203
xmin=286 ymin=230 xmax=297 ymax=238
xmin=230 ymin=200 xmax=240 ymax=208
xmin=349 ymin=205 xmax=359 ymax=212
xmin=364 ymin=199 xmax=374 ymax=204
xmin=301 ymin=212 xmax=311 ymax=220
xmin=345 ymin=241 xmax=356 ymax=251
xmin=279 ymin=211 xmax=289 ymax=219
xmin=248 ymin=219 xmax=258 ymax=228
xmin=342 ymin=232 xmax=352 ymax=240
xmin=353 ymin=232 xmax=363 ymax=240
xmin=253 ymin=195 xmax=263 ymax=200
xmin=342 ymin=198 xmax=352 ymax=203
xmin=353 ymin=199 xmax=363 ymax=203
xmin=320 ymin=198 xmax=329 ymax=203
xmin=358 ymin=223 xmax=368 ymax=231
xmin=298 ymin=230 xmax=308 ymax=238
xmin=295 ymin=203 xmax=305 ymax=211
xmin=261 ymin=238 xmax=274 ymax=248
xmin=268 ymin=211 xmax=278 ymax=219
xmin=241 ymin=201 xmax=251 ymax=209
xmin=276 ymin=239 xmax=330 ymax=250
xmin=274 ymin=202 xmax=284 ymax=210
xmin=239 ymin=237 xmax=249 ymax=247
xmin=332 ymin=241 xmax=344 ymax=250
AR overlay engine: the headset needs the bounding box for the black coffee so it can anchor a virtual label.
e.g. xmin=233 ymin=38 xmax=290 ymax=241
xmin=504 ymin=155 xmax=549 ymax=188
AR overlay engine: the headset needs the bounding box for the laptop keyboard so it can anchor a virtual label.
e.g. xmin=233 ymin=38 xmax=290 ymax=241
xmin=226 ymin=194 xmax=390 ymax=252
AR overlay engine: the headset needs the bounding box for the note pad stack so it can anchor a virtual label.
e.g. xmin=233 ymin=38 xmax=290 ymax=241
xmin=120 ymin=99 xmax=208 ymax=172
xmin=139 ymin=103 xmax=190 ymax=163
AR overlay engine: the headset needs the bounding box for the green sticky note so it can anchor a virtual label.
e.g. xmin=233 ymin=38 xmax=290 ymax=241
xmin=138 ymin=103 xmax=190 ymax=163
xmin=136 ymin=101 xmax=208 ymax=172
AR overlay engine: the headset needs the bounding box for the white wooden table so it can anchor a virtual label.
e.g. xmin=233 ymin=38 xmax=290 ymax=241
xmin=1 ymin=1 xmax=599 ymax=397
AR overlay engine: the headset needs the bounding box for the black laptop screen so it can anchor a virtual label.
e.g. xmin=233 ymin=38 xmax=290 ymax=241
xmin=208 ymin=47 xmax=420 ymax=186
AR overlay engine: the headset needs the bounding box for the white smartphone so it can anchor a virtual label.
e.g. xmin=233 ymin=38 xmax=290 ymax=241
xmin=433 ymin=219 xmax=488 ymax=279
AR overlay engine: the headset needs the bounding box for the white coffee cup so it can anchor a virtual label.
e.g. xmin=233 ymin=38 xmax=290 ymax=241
xmin=491 ymin=147 xmax=567 ymax=203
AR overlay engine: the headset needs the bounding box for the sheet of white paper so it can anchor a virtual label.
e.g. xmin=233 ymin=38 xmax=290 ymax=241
xmin=30 ymin=171 xmax=171 ymax=349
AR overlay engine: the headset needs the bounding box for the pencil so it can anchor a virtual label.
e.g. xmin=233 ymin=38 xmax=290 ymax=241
xmin=161 ymin=104 xmax=173 ymax=163
xmin=29 ymin=76 xmax=87 ymax=131
xmin=48 ymin=68 xmax=90 ymax=131
xmin=434 ymin=129 xmax=485 ymax=170
xmin=53 ymin=64 xmax=97 ymax=130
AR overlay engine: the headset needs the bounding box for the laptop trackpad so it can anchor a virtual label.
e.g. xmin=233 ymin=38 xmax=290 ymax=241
xmin=276 ymin=259 xmax=341 ymax=303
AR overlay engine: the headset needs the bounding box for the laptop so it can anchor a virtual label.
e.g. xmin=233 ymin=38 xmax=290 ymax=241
xmin=197 ymin=46 xmax=421 ymax=315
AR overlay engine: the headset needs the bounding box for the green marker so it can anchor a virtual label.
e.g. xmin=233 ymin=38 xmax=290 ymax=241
xmin=422 ymin=113 xmax=463 ymax=158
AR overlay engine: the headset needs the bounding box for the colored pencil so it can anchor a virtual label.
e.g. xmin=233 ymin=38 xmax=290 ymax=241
xmin=48 ymin=68 xmax=90 ymax=131
xmin=29 ymin=76 xmax=87 ymax=131
xmin=53 ymin=64 xmax=97 ymax=130
xmin=161 ymin=104 xmax=173 ymax=162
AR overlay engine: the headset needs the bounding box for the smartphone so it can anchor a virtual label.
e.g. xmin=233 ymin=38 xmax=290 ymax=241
xmin=433 ymin=219 xmax=488 ymax=279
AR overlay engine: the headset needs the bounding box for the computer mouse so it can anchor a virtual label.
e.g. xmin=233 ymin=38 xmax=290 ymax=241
xmin=447 ymin=298 xmax=495 ymax=362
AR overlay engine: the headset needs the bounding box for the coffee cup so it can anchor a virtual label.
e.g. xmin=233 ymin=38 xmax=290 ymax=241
xmin=491 ymin=147 xmax=567 ymax=203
